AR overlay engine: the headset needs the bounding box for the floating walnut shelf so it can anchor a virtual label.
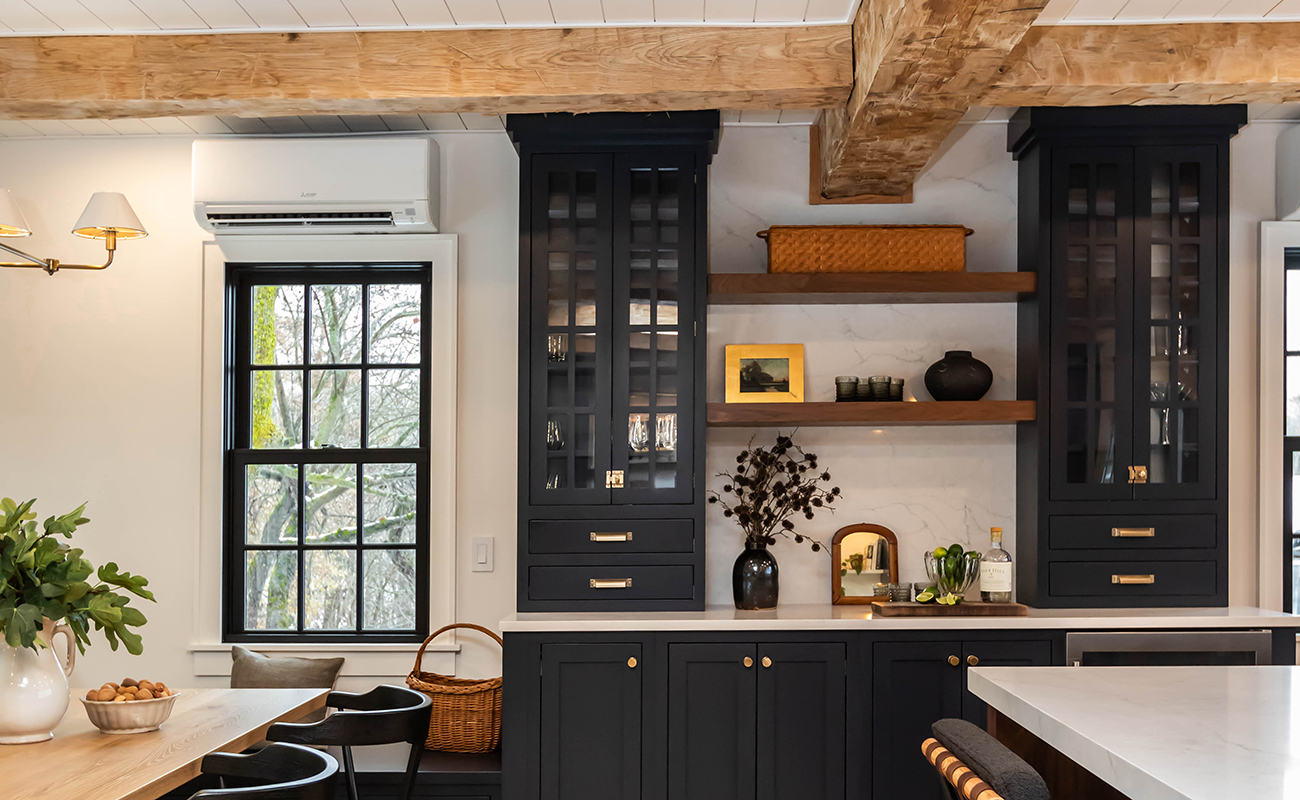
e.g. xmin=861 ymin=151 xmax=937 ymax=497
xmin=707 ymin=271 xmax=1037 ymax=305
xmin=706 ymin=401 xmax=1037 ymax=428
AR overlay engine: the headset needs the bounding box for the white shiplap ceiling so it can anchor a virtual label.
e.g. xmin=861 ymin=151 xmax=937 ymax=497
xmin=0 ymin=0 xmax=857 ymax=36
xmin=0 ymin=109 xmax=821 ymax=138
xmin=1038 ymin=0 xmax=1300 ymax=23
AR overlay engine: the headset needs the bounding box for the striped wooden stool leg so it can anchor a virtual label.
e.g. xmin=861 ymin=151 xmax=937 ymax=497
xmin=922 ymin=738 xmax=1005 ymax=800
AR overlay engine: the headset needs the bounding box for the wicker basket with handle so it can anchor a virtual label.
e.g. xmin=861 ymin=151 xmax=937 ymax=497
xmin=406 ymin=623 xmax=503 ymax=752
xmin=758 ymin=224 xmax=973 ymax=274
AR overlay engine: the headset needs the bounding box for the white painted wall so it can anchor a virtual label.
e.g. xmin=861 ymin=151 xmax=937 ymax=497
xmin=0 ymin=116 xmax=1283 ymax=717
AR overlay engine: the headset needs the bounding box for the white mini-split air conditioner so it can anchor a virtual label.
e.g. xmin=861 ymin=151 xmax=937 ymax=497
xmin=192 ymin=138 xmax=439 ymax=234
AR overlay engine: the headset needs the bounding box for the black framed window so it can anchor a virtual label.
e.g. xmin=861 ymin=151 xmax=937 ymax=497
xmin=225 ymin=263 xmax=431 ymax=642
xmin=1285 ymin=251 xmax=1300 ymax=613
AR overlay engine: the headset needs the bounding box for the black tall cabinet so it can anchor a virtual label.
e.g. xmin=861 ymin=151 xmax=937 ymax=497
xmin=508 ymin=113 xmax=718 ymax=611
xmin=1010 ymin=107 xmax=1246 ymax=607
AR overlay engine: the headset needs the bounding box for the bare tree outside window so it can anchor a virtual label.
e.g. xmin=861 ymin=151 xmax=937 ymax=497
xmin=229 ymin=266 xmax=429 ymax=641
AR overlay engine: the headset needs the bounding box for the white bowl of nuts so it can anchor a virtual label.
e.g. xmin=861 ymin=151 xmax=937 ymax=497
xmin=81 ymin=679 xmax=179 ymax=734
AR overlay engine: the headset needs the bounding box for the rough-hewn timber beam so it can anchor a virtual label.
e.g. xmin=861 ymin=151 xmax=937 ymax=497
xmin=815 ymin=0 xmax=1042 ymax=201
xmin=982 ymin=22 xmax=1300 ymax=106
xmin=0 ymin=26 xmax=852 ymax=120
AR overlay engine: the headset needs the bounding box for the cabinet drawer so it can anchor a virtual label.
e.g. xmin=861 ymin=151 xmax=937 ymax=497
xmin=528 ymin=565 xmax=696 ymax=601
xmin=1048 ymin=561 xmax=1217 ymax=598
xmin=1048 ymin=514 xmax=1216 ymax=550
xmin=529 ymin=519 xmax=695 ymax=555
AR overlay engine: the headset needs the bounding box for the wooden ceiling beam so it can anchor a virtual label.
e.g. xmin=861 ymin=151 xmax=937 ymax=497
xmin=814 ymin=0 xmax=1042 ymax=202
xmin=982 ymin=22 xmax=1300 ymax=106
xmin=0 ymin=26 xmax=852 ymax=120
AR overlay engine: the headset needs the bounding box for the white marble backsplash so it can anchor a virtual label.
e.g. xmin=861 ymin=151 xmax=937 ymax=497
xmin=704 ymin=123 xmax=1020 ymax=606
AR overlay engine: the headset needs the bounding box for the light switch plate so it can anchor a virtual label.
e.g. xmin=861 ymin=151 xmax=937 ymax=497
xmin=471 ymin=536 xmax=494 ymax=572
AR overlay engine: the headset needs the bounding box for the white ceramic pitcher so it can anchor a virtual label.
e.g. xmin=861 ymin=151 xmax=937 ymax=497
xmin=0 ymin=619 xmax=76 ymax=744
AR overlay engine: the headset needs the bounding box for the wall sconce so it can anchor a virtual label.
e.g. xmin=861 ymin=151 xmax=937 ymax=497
xmin=0 ymin=189 xmax=148 ymax=276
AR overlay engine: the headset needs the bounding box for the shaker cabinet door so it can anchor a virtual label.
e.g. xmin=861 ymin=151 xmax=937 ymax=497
xmin=756 ymin=643 xmax=846 ymax=800
xmin=959 ymin=640 xmax=1053 ymax=727
xmin=540 ymin=642 xmax=642 ymax=800
xmin=871 ymin=641 xmax=964 ymax=800
xmin=666 ymin=643 xmax=757 ymax=800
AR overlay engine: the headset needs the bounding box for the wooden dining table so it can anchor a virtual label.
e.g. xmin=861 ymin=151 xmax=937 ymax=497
xmin=0 ymin=687 xmax=329 ymax=800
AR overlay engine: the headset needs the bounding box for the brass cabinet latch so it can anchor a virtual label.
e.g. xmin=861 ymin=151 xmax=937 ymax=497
xmin=605 ymin=470 xmax=625 ymax=489
xmin=1127 ymin=465 xmax=1148 ymax=484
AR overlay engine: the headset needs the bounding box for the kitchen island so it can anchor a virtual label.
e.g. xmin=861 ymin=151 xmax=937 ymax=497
xmin=501 ymin=605 xmax=1300 ymax=800
xmin=969 ymin=665 xmax=1300 ymax=800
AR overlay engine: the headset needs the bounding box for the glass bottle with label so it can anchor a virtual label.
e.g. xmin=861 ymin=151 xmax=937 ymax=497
xmin=979 ymin=527 xmax=1013 ymax=603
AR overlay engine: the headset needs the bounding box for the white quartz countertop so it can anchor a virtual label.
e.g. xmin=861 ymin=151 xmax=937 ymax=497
xmin=968 ymin=665 xmax=1300 ymax=800
xmin=499 ymin=604 xmax=1300 ymax=632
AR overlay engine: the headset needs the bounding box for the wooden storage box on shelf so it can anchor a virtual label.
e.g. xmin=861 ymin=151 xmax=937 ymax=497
xmin=758 ymin=224 xmax=973 ymax=274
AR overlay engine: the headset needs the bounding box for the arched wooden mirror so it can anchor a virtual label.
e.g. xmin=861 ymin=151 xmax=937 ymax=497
xmin=831 ymin=523 xmax=900 ymax=605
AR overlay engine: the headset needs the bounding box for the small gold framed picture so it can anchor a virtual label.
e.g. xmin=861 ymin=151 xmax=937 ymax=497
xmin=725 ymin=344 xmax=805 ymax=404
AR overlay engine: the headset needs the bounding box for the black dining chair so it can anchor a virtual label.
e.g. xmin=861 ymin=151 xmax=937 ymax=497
xmin=266 ymin=684 xmax=433 ymax=800
xmin=189 ymin=742 xmax=339 ymax=800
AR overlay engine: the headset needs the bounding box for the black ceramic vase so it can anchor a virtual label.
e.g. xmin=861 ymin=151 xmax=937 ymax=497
xmin=924 ymin=350 xmax=993 ymax=401
xmin=733 ymin=539 xmax=779 ymax=610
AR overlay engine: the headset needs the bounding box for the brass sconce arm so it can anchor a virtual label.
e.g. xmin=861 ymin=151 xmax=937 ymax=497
xmin=0 ymin=230 xmax=117 ymax=276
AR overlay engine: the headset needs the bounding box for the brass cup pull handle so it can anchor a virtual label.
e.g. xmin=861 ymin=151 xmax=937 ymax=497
xmin=1112 ymin=574 xmax=1155 ymax=585
xmin=1111 ymin=527 xmax=1155 ymax=538
xmin=590 ymin=578 xmax=633 ymax=589
xmin=967 ymin=655 xmax=979 ymax=667
xmin=761 ymin=657 xmax=772 ymax=668
xmin=947 ymin=655 xmax=960 ymax=667
xmin=743 ymin=656 xmax=754 ymax=668
xmin=627 ymin=657 xmax=637 ymax=669
xmin=591 ymin=532 xmax=633 ymax=542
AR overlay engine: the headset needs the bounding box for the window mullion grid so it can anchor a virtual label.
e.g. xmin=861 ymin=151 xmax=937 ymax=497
xmin=229 ymin=265 xmax=429 ymax=643
xmin=358 ymin=283 xmax=371 ymax=631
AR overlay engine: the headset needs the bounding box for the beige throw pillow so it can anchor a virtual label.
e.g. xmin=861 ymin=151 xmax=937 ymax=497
xmin=230 ymin=645 xmax=345 ymax=723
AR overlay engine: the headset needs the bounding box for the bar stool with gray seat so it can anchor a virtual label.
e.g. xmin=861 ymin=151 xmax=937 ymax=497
xmin=189 ymin=742 xmax=339 ymax=799
xmin=266 ymin=684 xmax=433 ymax=800
xmin=922 ymin=719 xmax=1050 ymax=800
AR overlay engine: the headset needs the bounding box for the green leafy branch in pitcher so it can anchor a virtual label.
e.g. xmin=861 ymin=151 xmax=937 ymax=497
xmin=0 ymin=498 xmax=154 ymax=655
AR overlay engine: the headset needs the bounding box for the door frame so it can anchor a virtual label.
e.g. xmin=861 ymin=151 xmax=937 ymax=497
xmin=1257 ymin=222 xmax=1300 ymax=611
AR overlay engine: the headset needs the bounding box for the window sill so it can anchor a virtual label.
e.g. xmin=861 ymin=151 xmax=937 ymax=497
xmin=189 ymin=642 xmax=459 ymax=679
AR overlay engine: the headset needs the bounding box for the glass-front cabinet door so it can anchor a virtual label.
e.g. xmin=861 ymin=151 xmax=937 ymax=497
xmin=1049 ymin=146 xmax=1218 ymax=503
xmin=1050 ymin=148 xmax=1135 ymax=502
xmin=611 ymin=154 xmax=696 ymax=504
xmin=529 ymin=153 xmax=697 ymax=507
xmin=530 ymin=155 xmax=614 ymax=506
xmin=1133 ymin=146 xmax=1218 ymax=500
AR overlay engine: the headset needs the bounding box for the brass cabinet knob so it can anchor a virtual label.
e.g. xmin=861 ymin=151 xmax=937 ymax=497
xmin=627 ymin=657 xmax=637 ymax=669
xmin=947 ymin=655 xmax=960 ymax=667
xmin=743 ymin=656 xmax=754 ymax=668
xmin=967 ymin=655 xmax=979 ymax=667
xmin=761 ymin=657 xmax=772 ymax=668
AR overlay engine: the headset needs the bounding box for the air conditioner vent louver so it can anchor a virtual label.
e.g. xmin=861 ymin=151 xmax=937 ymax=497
xmin=207 ymin=211 xmax=396 ymax=228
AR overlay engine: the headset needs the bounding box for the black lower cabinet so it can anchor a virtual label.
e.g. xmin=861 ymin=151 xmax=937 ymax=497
xmin=667 ymin=644 xmax=756 ymax=800
xmin=665 ymin=643 xmax=846 ymax=800
xmin=756 ymin=643 xmax=846 ymax=800
xmin=510 ymin=629 xmax=1300 ymax=800
xmin=871 ymin=639 xmax=1053 ymax=800
xmin=539 ymin=642 xmax=641 ymax=800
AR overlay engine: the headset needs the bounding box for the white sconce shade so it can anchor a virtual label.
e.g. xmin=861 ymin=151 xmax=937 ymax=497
xmin=71 ymin=192 xmax=147 ymax=240
xmin=0 ymin=189 xmax=33 ymax=237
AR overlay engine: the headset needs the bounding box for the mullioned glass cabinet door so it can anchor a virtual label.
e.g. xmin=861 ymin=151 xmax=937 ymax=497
xmin=1050 ymin=147 xmax=1137 ymax=502
xmin=1132 ymin=145 xmax=1218 ymax=501
xmin=610 ymin=154 xmax=697 ymax=505
xmin=530 ymin=154 xmax=614 ymax=506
